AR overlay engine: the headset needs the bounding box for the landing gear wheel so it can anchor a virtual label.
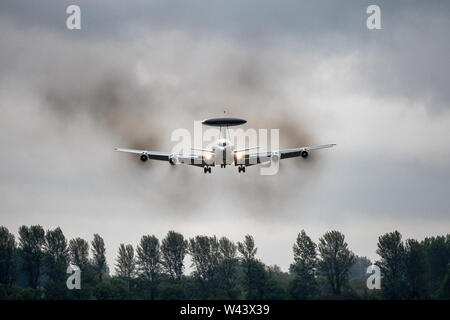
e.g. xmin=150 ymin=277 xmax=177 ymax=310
xmin=204 ymin=166 xmax=208 ymax=174
xmin=238 ymin=166 xmax=246 ymax=173
xmin=208 ymin=167 xmax=212 ymax=174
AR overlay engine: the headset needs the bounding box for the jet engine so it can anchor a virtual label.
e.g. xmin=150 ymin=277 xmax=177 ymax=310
xmin=271 ymin=152 xmax=280 ymax=163
xmin=169 ymin=154 xmax=178 ymax=165
xmin=140 ymin=154 xmax=148 ymax=162
xmin=301 ymin=150 xmax=309 ymax=158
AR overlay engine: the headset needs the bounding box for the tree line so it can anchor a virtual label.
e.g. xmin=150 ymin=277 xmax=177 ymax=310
xmin=0 ymin=225 xmax=449 ymax=300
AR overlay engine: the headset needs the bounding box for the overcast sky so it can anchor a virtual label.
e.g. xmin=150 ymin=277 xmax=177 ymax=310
xmin=1 ymin=0 xmax=449 ymax=273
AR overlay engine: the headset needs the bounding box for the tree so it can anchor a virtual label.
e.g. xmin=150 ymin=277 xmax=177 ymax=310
xmin=238 ymin=235 xmax=257 ymax=263
xmin=69 ymin=237 xmax=90 ymax=269
xmin=136 ymin=235 xmax=161 ymax=281
xmin=289 ymin=230 xmax=318 ymax=299
xmin=216 ymin=237 xmax=240 ymax=298
xmin=440 ymin=269 xmax=450 ymax=299
xmin=349 ymin=256 xmax=372 ymax=279
xmin=18 ymin=225 xmax=45 ymax=288
xmin=376 ymin=230 xmax=407 ymax=299
xmin=318 ymin=230 xmax=355 ymax=296
xmin=91 ymin=234 xmax=108 ymax=281
xmin=115 ymin=244 xmax=136 ymax=290
xmin=189 ymin=235 xmax=221 ymax=282
xmin=238 ymin=235 xmax=266 ymax=299
xmin=422 ymin=235 xmax=450 ymax=296
xmin=244 ymin=260 xmax=268 ymax=299
xmin=161 ymin=231 xmax=188 ymax=280
xmin=404 ymin=239 xmax=428 ymax=299
xmin=0 ymin=226 xmax=16 ymax=286
xmin=265 ymin=265 xmax=289 ymax=299
xmin=44 ymin=227 xmax=69 ymax=282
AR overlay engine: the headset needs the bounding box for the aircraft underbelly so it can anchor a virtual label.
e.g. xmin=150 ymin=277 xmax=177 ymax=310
xmin=215 ymin=147 xmax=233 ymax=165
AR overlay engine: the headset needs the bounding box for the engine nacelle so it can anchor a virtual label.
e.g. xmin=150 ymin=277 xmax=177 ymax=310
xmin=271 ymin=152 xmax=280 ymax=163
xmin=140 ymin=154 xmax=148 ymax=162
xmin=169 ymin=154 xmax=178 ymax=166
xmin=301 ymin=150 xmax=309 ymax=158
xmin=204 ymin=153 xmax=215 ymax=166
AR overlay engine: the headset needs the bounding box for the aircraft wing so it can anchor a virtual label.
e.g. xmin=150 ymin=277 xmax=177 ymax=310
xmin=114 ymin=147 xmax=207 ymax=167
xmin=280 ymin=143 xmax=336 ymax=159
xmin=114 ymin=148 xmax=170 ymax=161
xmin=239 ymin=144 xmax=335 ymax=166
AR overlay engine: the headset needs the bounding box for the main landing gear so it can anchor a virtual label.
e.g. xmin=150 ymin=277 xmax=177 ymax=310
xmin=238 ymin=165 xmax=246 ymax=173
xmin=204 ymin=166 xmax=212 ymax=174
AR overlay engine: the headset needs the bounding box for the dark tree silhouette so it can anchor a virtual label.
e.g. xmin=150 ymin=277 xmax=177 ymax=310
xmin=189 ymin=235 xmax=221 ymax=282
xmin=69 ymin=237 xmax=89 ymax=269
xmin=318 ymin=230 xmax=355 ymax=296
xmin=238 ymin=235 xmax=267 ymax=299
xmin=18 ymin=225 xmax=45 ymax=289
xmin=238 ymin=235 xmax=257 ymax=263
xmin=216 ymin=237 xmax=239 ymax=298
xmin=44 ymin=227 xmax=69 ymax=282
xmin=161 ymin=231 xmax=188 ymax=280
xmin=349 ymin=256 xmax=372 ymax=279
xmin=1 ymin=224 xmax=448 ymax=300
xmin=376 ymin=230 xmax=407 ymax=299
xmin=422 ymin=235 xmax=450 ymax=296
xmin=91 ymin=234 xmax=108 ymax=281
xmin=115 ymin=244 xmax=136 ymax=290
xmin=405 ymin=239 xmax=428 ymax=299
xmin=136 ymin=235 xmax=161 ymax=281
xmin=0 ymin=226 xmax=16 ymax=286
xmin=289 ymin=230 xmax=318 ymax=299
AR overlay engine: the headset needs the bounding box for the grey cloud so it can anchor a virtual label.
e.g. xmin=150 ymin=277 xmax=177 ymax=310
xmin=0 ymin=20 xmax=328 ymax=224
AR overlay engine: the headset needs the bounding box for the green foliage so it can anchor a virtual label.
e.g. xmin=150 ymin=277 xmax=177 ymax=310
xmin=91 ymin=234 xmax=108 ymax=281
xmin=318 ymin=230 xmax=355 ymax=296
xmin=161 ymin=231 xmax=188 ymax=280
xmin=440 ymin=269 xmax=450 ymax=299
xmin=157 ymin=281 xmax=186 ymax=300
xmin=94 ymin=279 xmax=129 ymax=300
xmin=0 ymin=226 xmax=16 ymax=286
xmin=0 ymin=284 xmax=43 ymax=300
xmin=215 ymin=237 xmax=240 ymax=299
xmin=115 ymin=243 xmax=136 ymax=289
xmin=237 ymin=235 xmax=268 ymax=299
xmin=404 ymin=239 xmax=428 ymax=299
xmin=237 ymin=235 xmax=257 ymax=263
xmin=44 ymin=227 xmax=69 ymax=282
xmin=243 ymin=260 xmax=268 ymax=299
xmin=18 ymin=225 xmax=45 ymax=288
xmin=43 ymin=280 xmax=72 ymax=300
xmin=376 ymin=230 xmax=408 ymax=299
xmin=289 ymin=230 xmax=318 ymax=299
xmin=349 ymin=256 xmax=372 ymax=280
xmin=264 ymin=265 xmax=289 ymax=299
xmin=422 ymin=235 xmax=450 ymax=296
xmin=136 ymin=235 xmax=161 ymax=281
xmin=189 ymin=235 xmax=221 ymax=282
xmin=69 ymin=237 xmax=89 ymax=269
xmin=1 ymin=225 xmax=448 ymax=300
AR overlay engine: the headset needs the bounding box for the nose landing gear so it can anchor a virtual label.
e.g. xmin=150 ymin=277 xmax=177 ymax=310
xmin=204 ymin=166 xmax=212 ymax=174
xmin=238 ymin=165 xmax=246 ymax=173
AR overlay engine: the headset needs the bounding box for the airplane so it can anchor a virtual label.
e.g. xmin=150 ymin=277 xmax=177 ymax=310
xmin=115 ymin=117 xmax=335 ymax=174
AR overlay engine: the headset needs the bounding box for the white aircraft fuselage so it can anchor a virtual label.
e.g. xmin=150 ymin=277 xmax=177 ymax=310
xmin=207 ymin=138 xmax=235 ymax=166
